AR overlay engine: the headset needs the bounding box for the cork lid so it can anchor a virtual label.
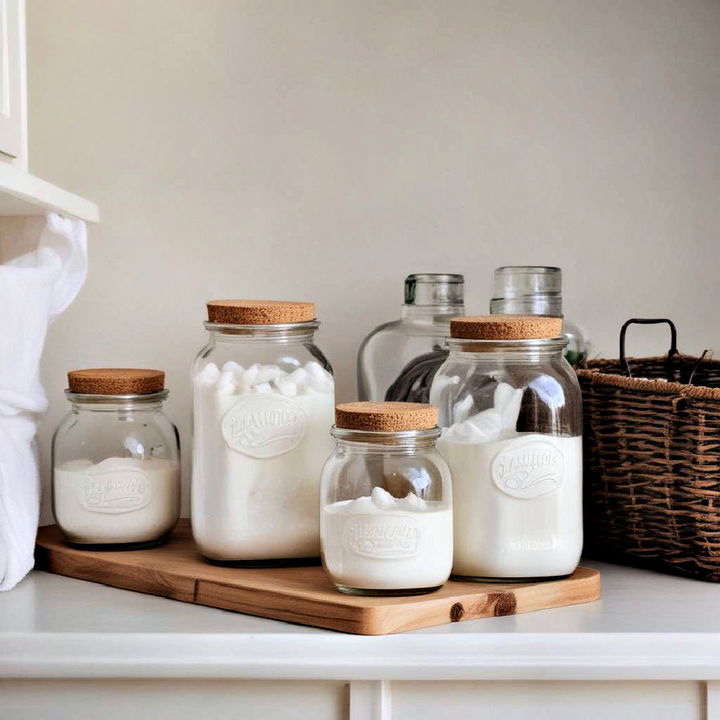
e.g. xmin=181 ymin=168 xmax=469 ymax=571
xmin=450 ymin=314 xmax=563 ymax=340
xmin=335 ymin=402 xmax=438 ymax=432
xmin=207 ymin=300 xmax=316 ymax=325
xmin=68 ymin=369 xmax=165 ymax=395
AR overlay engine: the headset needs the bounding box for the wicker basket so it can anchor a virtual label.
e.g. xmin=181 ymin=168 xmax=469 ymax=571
xmin=576 ymin=319 xmax=720 ymax=581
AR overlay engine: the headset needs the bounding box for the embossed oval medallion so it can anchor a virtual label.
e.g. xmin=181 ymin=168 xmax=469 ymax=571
xmin=492 ymin=436 xmax=565 ymax=499
xmin=81 ymin=466 xmax=151 ymax=514
xmin=343 ymin=515 xmax=421 ymax=559
xmin=221 ymin=394 xmax=308 ymax=459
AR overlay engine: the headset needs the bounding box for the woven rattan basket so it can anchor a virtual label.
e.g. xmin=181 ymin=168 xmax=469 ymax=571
xmin=576 ymin=319 xmax=720 ymax=581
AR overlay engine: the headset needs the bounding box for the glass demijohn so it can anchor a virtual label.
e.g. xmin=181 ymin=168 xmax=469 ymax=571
xmin=490 ymin=266 xmax=588 ymax=366
xmin=357 ymin=273 xmax=465 ymax=402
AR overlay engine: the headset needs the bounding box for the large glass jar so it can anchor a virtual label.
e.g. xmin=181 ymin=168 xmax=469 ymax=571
xmin=320 ymin=402 xmax=453 ymax=595
xmin=52 ymin=369 xmax=181 ymax=549
xmin=357 ymin=273 xmax=464 ymax=402
xmin=192 ymin=299 xmax=335 ymax=565
xmin=490 ymin=266 xmax=589 ymax=366
xmin=430 ymin=316 xmax=583 ymax=581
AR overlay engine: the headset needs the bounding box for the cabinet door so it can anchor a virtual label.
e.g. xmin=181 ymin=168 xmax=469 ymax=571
xmin=0 ymin=0 xmax=24 ymax=160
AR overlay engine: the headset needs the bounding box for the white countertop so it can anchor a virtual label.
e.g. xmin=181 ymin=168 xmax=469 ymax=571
xmin=2 ymin=562 xmax=720 ymax=681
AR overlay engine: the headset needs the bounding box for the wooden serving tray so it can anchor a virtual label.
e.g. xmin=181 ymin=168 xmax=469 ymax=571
xmin=35 ymin=521 xmax=600 ymax=635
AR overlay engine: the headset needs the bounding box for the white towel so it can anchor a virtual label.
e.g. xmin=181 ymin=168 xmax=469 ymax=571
xmin=0 ymin=213 xmax=87 ymax=591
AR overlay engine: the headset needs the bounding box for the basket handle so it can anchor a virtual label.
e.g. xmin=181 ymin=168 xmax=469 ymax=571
xmin=619 ymin=318 xmax=679 ymax=378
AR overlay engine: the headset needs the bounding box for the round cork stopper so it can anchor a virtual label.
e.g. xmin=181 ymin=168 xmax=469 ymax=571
xmin=450 ymin=314 xmax=563 ymax=340
xmin=335 ymin=402 xmax=438 ymax=432
xmin=207 ymin=300 xmax=316 ymax=325
xmin=68 ymin=369 xmax=165 ymax=395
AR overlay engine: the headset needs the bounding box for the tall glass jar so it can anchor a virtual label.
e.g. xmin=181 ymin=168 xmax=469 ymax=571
xmin=192 ymin=299 xmax=335 ymax=565
xmin=490 ymin=266 xmax=589 ymax=366
xmin=357 ymin=273 xmax=464 ymax=402
xmin=430 ymin=316 xmax=583 ymax=581
xmin=320 ymin=402 xmax=453 ymax=595
xmin=52 ymin=369 xmax=181 ymax=549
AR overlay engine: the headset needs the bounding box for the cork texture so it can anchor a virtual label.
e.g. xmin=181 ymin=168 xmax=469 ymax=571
xmin=68 ymin=368 xmax=165 ymax=395
xmin=335 ymin=402 xmax=438 ymax=431
xmin=207 ymin=299 xmax=316 ymax=325
xmin=450 ymin=314 xmax=563 ymax=340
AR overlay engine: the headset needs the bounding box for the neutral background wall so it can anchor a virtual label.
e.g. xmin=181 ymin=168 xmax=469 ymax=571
xmin=27 ymin=0 xmax=720 ymax=519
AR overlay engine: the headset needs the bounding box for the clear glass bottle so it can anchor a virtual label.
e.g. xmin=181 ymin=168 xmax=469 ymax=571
xmin=490 ymin=266 xmax=589 ymax=366
xmin=192 ymin=299 xmax=335 ymax=565
xmin=357 ymin=273 xmax=465 ymax=402
xmin=52 ymin=369 xmax=181 ymax=549
xmin=320 ymin=402 xmax=453 ymax=595
xmin=430 ymin=316 xmax=583 ymax=581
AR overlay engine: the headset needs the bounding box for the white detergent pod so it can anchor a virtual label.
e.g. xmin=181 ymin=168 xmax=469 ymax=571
xmin=466 ymin=408 xmax=503 ymax=441
xmin=241 ymin=364 xmax=260 ymax=387
xmin=278 ymin=380 xmax=298 ymax=397
xmin=306 ymin=361 xmax=332 ymax=390
xmin=452 ymin=394 xmax=474 ymax=425
xmin=195 ymin=362 xmax=221 ymax=387
xmin=216 ymin=371 xmax=236 ymax=395
xmin=255 ymin=365 xmax=282 ymax=385
xmin=287 ymin=368 xmax=308 ymax=387
xmin=222 ymin=361 xmax=244 ymax=374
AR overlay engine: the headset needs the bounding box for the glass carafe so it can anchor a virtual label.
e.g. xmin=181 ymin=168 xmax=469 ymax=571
xmin=357 ymin=273 xmax=464 ymax=402
xmin=490 ymin=266 xmax=588 ymax=366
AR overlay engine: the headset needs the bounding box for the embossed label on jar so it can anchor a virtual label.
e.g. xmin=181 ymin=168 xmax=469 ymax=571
xmin=221 ymin=394 xmax=308 ymax=458
xmin=80 ymin=467 xmax=151 ymax=514
xmin=492 ymin=436 xmax=565 ymax=499
xmin=343 ymin=515 xmax=420 ymax=558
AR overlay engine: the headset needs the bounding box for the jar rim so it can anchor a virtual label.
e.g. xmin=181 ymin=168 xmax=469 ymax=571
xmin=65 ymin=389 xmax=169 ymax=404
xmin=447 ymin=335 xmax=568 ymax=351
xmin=330 ymin=426 xmax=441 ymax=442
xmin=203 ymin=320 xmax=320 ymax=333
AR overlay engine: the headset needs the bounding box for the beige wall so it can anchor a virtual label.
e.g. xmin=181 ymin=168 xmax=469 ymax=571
xmin=27 ymin=0 xmax=720 ymax=518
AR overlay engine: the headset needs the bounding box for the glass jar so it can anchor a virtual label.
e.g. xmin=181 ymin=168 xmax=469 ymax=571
xmin=52 ymin=369 xmax=181 ymax=549
xmin=192 ymin=299 xmax=335 ymax=565
xmin=357 ymin=273 xmax=465 ymax=402
xmin=430 ymin=316 xmax=583 ymax=581
xmin=490 ymin=266 xmax=589 ymax=366
xmin=320 ymin=402 xmax=453 ymax=595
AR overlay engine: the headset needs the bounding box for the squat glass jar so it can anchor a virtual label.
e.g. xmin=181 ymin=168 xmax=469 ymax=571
xmin=52 ymin=369 xmax=181 ymax=549
xmin=430 ymin=316 xmax=583 ymax=581
xmin=192 ymin=299 xmax=335 ymax=565
xmin=320 ymin=402 xmax=453 ymax=595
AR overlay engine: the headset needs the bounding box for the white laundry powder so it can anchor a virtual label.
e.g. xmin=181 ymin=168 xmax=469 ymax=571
xmin=321 ymin=487 xmax=453 ymax=591
xmin=192 ymin=360 xmax=335 ymax=562
xmin=436 ymin=382 xmax=583 ymax=579
xmin=53 ymin=457 xmax=180 ymax=545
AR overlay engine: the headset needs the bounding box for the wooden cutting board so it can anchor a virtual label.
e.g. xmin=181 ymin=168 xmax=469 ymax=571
xmin=35 ymin=521 xmax=600 ymax=635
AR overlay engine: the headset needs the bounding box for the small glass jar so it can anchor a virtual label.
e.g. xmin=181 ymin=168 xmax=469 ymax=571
xmin=192 ymin=299 xmax=335 ymax=565
xmin=320 ymin=402 xmax=453 ymax=596
xmin=357 ymin=273 xmax=465 ymax=402
xmin=52 ymin=369 xmax=181 ymax=549
xmin=430 ymin=316 xmax=583 ymax=581
xmin=490 ymin=266 xmax=589 ymax=366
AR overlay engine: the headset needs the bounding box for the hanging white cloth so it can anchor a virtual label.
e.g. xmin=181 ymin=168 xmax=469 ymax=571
xmin=0 ymin=213 xmax=87 ymax=591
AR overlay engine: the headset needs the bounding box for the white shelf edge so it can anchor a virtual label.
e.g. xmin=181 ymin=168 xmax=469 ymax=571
xmin=0 ymin=161 xmax=99 ymax=222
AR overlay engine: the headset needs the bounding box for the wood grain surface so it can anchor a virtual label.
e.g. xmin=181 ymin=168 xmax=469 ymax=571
xmin=35 ymin=521 xmax=601 ymax=635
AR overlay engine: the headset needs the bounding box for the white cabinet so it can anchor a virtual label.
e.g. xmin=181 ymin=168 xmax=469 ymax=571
xmin=0 ymin=0 xmax=98 ymax=220
xmin=0 ymin=0 xmax=25 ymax=165
xmin=3 ymin=564 xmax=720 ymax=720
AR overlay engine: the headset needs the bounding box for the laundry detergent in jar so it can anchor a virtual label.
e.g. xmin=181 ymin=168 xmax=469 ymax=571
xmin=191 ymin=300 xmax=335 ymax=564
